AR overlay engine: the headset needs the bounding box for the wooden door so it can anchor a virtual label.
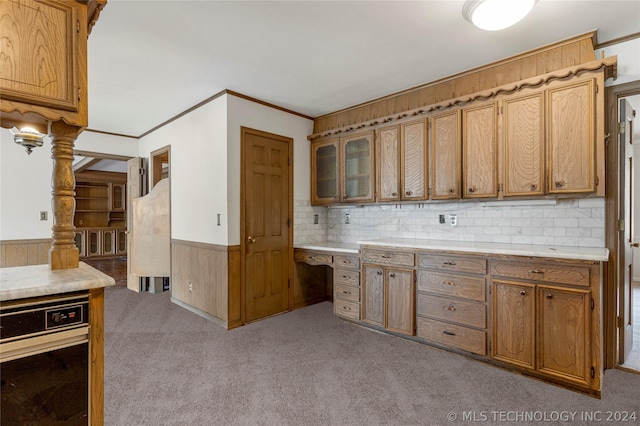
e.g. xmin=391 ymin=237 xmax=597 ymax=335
xmin=311 ymin=139 xmax=339 ymax=205
xmin=376 ymin=125 xmax=400 ymax=202
xmin=537 ymin=285 xmax=591 ymax=385
xmin=243 ymin=128 xmax=292 ymax=323
xmin=503 ymin=93 xmax=544 ymax=196
xmin=619 ymin=98 xmax=635 ymax=363
xmin=463 ymin=102 xmax=498 ymax=198
xmin=126 ymin=157 xmax=144 ymax=292
xmin=341 ymin=132 xmax=375 ymax=203
xmin=492 ymin=280 xmax=535 ymax=369
xmin=547 ymin=78 xmax=595 ymax=193
xmin=362 ymin=266 xmax=384 ymax=327
xmin=401 ymin=119 xmax=428 ymax=200
xmin=385 ymin=268 xmax=415 ymax=335
xmin=431 ymin=110 xmax=461 ymax=199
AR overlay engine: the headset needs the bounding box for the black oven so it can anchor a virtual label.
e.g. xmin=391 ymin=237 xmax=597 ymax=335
xmin=1 ymin=292 xmax=90 ymax=425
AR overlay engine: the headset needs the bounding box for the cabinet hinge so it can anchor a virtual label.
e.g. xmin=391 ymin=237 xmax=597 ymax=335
xmin=77 ymin=19 xmax=80 ymax=33
xmin=288 ymin=279 xmax=291 ymax=289
xmin=488 ymin=341 xmax=492 ymax=352
xmin=595 ymin=84 xmax=599 ymax=94
xmin=499 ymin=106 xmax=503 ymax=115
xmin=618 ymin=122 xmax=625 ymax=134
xmin=591 ymin=367 xmax=595 ymax=379
xmin=618 ymin=219 xmax=625 ymax=232
xmin=595 ymin=176 xmax=599 ymax=186
xmin=617 ymin=315 xmax=624 ymax=328
xmin=591 ymin=298 xmax=595 ymax=310
xmin=288 ymin=157 xmax=291 ymax=166
xmin=287 ymin=218 xmax=291 ymax=227
xmin=139 ymin=168 xmax=145 ymax=175
xmin=78 ymin=87 xmax=81 ymax=101
xmin=497 ymin=183 xmax=503 ymax=192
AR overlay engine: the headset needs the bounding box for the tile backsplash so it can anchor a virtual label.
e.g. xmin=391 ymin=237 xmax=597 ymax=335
xmin=295 ymin=198 xmax=605 ymax=248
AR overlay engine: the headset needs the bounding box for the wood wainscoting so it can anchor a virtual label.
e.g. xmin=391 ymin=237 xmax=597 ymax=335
xmin=171 ymin=239 xmax=241 ymax=329
xmin=0 ymin=239 xmax=52 ymax=267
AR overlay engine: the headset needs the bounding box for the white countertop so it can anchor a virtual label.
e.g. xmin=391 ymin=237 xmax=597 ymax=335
xmin=294 ymin=241 xmax=360 ymax=254
xmin=0 ymin=262 xmax=115 ymax=302
xmin=357 ymin=238 xmax=609 ymax=262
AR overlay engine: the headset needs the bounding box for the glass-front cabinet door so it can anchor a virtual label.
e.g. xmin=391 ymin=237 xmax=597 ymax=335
xmin=311 ymin=139 xmax=339 ymax=205
xmin=341 ymin=131 xmax=375 ymax=203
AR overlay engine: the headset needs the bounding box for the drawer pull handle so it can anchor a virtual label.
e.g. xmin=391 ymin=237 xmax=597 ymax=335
xmin=310 ymin=256 xmax=315 ymax=260
xmin=443 ymin=262 xmax=456 ymax=266
xmin=444 ymin=281 xmax=456 ymax=286
xmin=342 ymin=275 xmax=349 ymax=279
xmin=381 ymin=255 xmax=391 ymax=259
xmin=389 ymin=273 xmax=396 ymax=278
xmin=341 ymin=290 xmax=350 ymax=294
xmin=446 ymin=306 xmax=456 ymax=311
xmin=342 ymin=306 xmax=351 ymax=311
xmin=377 ymin=270 xmax=383 ymax=275
xmin=546 ymin=293 xmax=554 ymax=300
xmin=443 ymin=331 xmax=456 ymax=336
xmin=529 ymin=269 xmax=543 ymax=274
xmin=520 ymin=290 xmax=527 ymax=296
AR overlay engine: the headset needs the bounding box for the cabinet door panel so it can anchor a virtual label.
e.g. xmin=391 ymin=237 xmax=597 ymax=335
xmin=431 ymin=110 xmax=461 ymax=199
xmin=385 ymin=269 xmax=415 ymax=335
xmin=463 ymin=103 xmax=498 ymax=198
xmin=363 ymin=266 xmax=385 ymax=327
xmin=547 ymin=79 xmax=595 ymax=193
xmin=341 ymin=132 xmax=375 ymax=203
xmin=504 ymin=93 xmax=544 ymax=196
xmin=492 ymin=280 xmax=536 ymax=369
xmin=311 ymin=140 xmax=339 ymax=204
xmin=376 ymin=125 xmax=400 ymax=202
xmin=401 ymin=119 xmax=428 ymax=200
xmin=537 ymin=285 xmax=591 ymax=385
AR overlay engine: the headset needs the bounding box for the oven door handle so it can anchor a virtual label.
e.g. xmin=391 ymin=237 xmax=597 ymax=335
xmin=0 ymin=327 xmax=89 ymax=363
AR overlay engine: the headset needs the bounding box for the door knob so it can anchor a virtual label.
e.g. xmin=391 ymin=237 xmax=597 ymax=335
xmin=633 ymin=243 xmax=640 ymax=248
xmin=247 ymin=236 xmax=256 ymax=244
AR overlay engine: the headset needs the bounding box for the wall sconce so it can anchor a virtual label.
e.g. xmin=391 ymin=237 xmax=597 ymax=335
xmin=10 ymin=127 xmax=46 ymax=155
xmin=462 ymin=0 xmax=537 ymax=31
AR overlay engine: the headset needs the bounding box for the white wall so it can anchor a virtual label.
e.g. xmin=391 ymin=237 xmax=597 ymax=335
xmin=226 ymin=94 xmax=314 ymax=245
xmin=635 ymin=142 xmax=640 ymax=281
xmin=0 ymin=128 xmax=137 ymax=240
xmin=139 ymin=95 xmax=229 ymax=246
xmin=598 ymin=38 xmax=640 ymax=87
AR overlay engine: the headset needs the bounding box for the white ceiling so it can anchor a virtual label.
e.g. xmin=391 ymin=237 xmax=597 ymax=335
xmin=87 ymin=0 xmax=640 ymax=138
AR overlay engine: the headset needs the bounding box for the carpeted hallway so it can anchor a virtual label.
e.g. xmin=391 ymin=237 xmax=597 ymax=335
xmin=104 ymin=286 xmax=640 ymax=426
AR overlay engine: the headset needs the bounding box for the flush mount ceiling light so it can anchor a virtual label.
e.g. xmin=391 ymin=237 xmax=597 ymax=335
xmin=10 ymin=127 xmax=46 ymax=155
xmin=463 ymin=0 xmax=538 ymax=31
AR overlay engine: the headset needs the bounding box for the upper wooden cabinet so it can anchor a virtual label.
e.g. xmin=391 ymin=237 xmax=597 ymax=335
xmin=503 ymin=92 xmax=545 ymax=196
xmin=401 ymin=119 xmax=428 ymax=200
xmin=0 ymin=0 xmax=97 ymax=129
xmin=430 ymin=110 xmax=461 ymax=199
xmin=311 ymin=132 xmax=375 ymax=205
xmin=463 ymin=102 xmax=498 ymax=198
xmin=546 ymin=78 xmax=596 ymax=194
xmin=376 ymin=125 xmax=400 ymax=202
xmin=341 ymin=131 xmax=375 ymax=203
xmin=311 ymin=139 xmax=339 ymax=204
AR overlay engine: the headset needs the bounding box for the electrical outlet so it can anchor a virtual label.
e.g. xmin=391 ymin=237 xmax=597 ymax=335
xmin=188 ymin=282 xmax=193 ymax=293
xmin=439 ymin=214 xmax=445 ymax=224
xmin=40 ymin=211 xmax=47 ymax=221
xmin=450 ymin=214 xmax=457 ymax=227
xmin=314 ymin=214 xmax=319 ymax=224
xmin=345 ymin=213 xmax=350 ymax=224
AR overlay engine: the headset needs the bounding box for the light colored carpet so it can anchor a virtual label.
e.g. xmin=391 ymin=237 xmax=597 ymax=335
xmin=104 ymin=286 xmax=640 ymax=425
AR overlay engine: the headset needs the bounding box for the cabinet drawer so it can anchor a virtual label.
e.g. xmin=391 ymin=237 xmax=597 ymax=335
xmin=334 ymin=269 xmax=360 ymax=287
xmin=362 ymin=248 xmax=414 ymax=267
xmin=335 ymin=283 xmax=360 ymax=303
xmin=418 ymin=271 xmax=486 ymax=302
xmin=334 ymin=299 xmax=360 ymax=320
xmin=294 ymin=251 xmax=333 ymax=266
xmin=417 ymin=317 xmax=487 ymax=356
xmin=490 ymin=260 xmax=591 ymax=287
xmin=335 ymin=255 xmax=360 ymax=270
xmin=417 ymin=293 xmax=486 ymax=328
xmin=418 ymin=253 xmax=486 ymax=275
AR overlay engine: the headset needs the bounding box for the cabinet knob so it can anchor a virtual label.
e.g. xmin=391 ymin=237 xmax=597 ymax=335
xmin=546 ymin=293 xmax=554 ymax=300
xmin=389 ymin=273 xmax=396 ymax=278
xmin=392 ymin=192 xmax=398 ymax=197
xmin=444 ymin=281 xmax=456 ymax=286
xmin=555 ymin=181 xmax=563 ymax=188
xmin=377 ymin=270 xmax=383 ymax=275
xmin=530 ymin=184 xmax=537 ymax=191
xmin=443 ymin=331 xmax=456 ymax=336
xmin=334 ymin=196 xmax=339 ymax=200
xmin=405 ymin=190 xmax=413 ymax=196
xmin=343 ymin=195 xmax=348 ymax=200
xmin=449 ymin=188 xmax=455 ymax=194
xmin=520 ymin=290 xmax=527 ymax=296
xmin=529 ymin=269 xmax=543 ymax=274
xmin=446 ymin=306 xmax=456 ymax=311
xmin=467 ymin=187 xmax=475 ymax=193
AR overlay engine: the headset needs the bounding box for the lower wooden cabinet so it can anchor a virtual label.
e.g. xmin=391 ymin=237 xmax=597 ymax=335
xmin=75 ymin=227 xmax=127 ymax=258
xmin=362 ymin=265 xmax=415 ymax=336
xmin=333 ymin=254 xmax=361 ymax=320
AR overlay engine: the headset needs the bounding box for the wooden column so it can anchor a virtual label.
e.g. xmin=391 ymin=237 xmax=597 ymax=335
xmin=49 ymin=123 xmax=80 ymax=270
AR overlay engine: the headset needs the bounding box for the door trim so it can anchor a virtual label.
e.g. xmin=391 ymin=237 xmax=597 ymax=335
xmin=604 ymin=80 xmax=640 ymax=369
xmin=239 ymin=126 xmax=294 ymax=325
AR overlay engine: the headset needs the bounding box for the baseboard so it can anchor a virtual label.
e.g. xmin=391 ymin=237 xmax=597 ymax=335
xmin=170 ymin=296 xmax=228 ymax=329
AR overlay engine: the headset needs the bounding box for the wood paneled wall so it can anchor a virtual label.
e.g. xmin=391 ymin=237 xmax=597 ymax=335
xmin=0 ymin=239 xmax=52 ymax=267
xmin=313 ymin=33 xmax=597 ymax=135
xmin=171 ymin=239 xmax=241 ymax=329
